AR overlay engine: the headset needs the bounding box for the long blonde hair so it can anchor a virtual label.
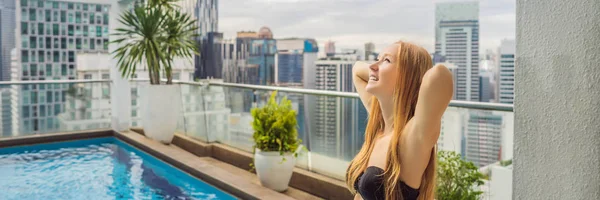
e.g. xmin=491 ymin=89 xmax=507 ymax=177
xmin=346 ymin=41 xmax=436 ymax=200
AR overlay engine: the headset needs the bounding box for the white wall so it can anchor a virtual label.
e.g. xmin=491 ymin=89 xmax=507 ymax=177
xmin=490 ymin=166 xmax=513 ymax=200
xmin=514 ymin=0 xmax=600 ymax=199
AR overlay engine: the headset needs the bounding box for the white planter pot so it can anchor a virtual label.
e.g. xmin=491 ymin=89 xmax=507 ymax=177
xmin=141 ymin=84 xmax=181 ymax=144
xmin=254 ymin=149 xmax=296 ymax=192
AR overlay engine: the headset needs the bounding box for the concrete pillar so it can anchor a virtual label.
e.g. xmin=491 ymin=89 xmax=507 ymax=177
xmin=514 ymin=0 xmax=600 ymax=199
xmin=109 ymin=0 xmax=133 ymax=131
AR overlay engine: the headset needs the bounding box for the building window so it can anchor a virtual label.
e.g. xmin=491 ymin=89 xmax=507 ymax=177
xmin=96 ymin=26 xmax=102 ymax=37
xmin=76 ymin=38 xmax=81 ymax=50
xmin=52 ymin=24 xmax=59 ymax=35
xmin=21 ymin=22 xmax=28 ymax=34
xmin=68 ymin=12 xmax=74 ymax=23
xmin=60 ymin=11 xmax=66 ymax=22
xmin=30 ymin=64 xmax=37 ymax=76
xmin=38 ymin=50 xmax=44 ymax=62
xmin=84 ymin=74 xmax=92 ymax=80
xmin=21 ymin=50 xmax=29 ymax=62
xmin=68 ymin=51 xmax=74 ymax=62
xmin=102 ymin=74 xmax=110 ymax=80
xmin=103 ymin=39 xmax=108 ymax=50
xmin=22 ymin=37 xmax=29 ymax=48
xmin=29 ymin=8 xmax=36 ymax=21
xmin=89 ymin=13 xmax=95 ymax=25
xmin=46 ymin=64 xmax=52 ymax=77
xmin=44 ymin=10 xmax=51 ymax=22
xmin=103 ymin=14 xmax=108 ymax=25
xmin=83 ymin=26 xmax=89 ymax=37
xmin=75 ymin=12 xmax=81 ymax=23
xmin=102 ymin=85 xmax=110 ymax=99
xmin=61 ymin=64 xmax=67 ymax=76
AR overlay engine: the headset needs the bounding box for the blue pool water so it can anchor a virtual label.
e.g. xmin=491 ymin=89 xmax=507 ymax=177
xmin=0 ymin=137 xmax=237 ymax=200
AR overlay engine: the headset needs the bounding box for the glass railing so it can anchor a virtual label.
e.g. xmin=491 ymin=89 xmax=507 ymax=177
xmin=0 ymin=80 xmax=113 ymax=138
xmin=177 ymin=81 xmax=515 ymax=180
xmin=0 ymin=79 xmax=514 ymax=182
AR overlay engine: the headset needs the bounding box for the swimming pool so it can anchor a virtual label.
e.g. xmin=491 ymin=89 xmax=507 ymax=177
xmin=0 ymin=137 xmax=237 ymax=200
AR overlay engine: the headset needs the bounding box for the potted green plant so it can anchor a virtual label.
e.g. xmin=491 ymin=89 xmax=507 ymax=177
xmin=111 ymin=0 xmax=198 ymax=144
xmin=436 ymin=151 xmax=485 ymax=200
xmin=251 ymin=91 xmax=303 ymax=192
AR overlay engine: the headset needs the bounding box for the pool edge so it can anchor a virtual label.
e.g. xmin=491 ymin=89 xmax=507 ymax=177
xmin=114 ymin=130 xmax=296 ymax=200
xmin=0 ymin=129 xmax=113 ymax=148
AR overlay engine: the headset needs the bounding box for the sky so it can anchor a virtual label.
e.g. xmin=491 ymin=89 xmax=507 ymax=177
xmin=219 ymin=0 xmax=515 ymax=55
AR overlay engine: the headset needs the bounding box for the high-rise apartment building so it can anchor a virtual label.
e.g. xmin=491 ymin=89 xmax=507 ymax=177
xmin=14 ymin=0 xmax=112 ymax=134
xmin=229 ymin=28 xmax=276 ymax=86
xmin=1 ymin=0 xmax=16 ymax=81
xmin=435 ymin=2 xmax=480 ymax=101
xmin=0 ymin=87 xmax=11 ymax=136
xmin=312 ymin=57 xmax=366 ymax=160
xmin=498 ymin=39 xmax=515 ymax=104
xmin=248 ymin=28 xmax=276 ymax=85
xmin=275 ymin=38 xmax=319 ymax=87
xmin=274 ymin=38 xmax=318 ymax=144
xmin=480 ymin=71 xmax=494 ymax=102
xmin=182 ymin=0 xmax=218 ymax=81
xmin=465 ymin=111 xmax=503 ymax=167
xmin=196 ymin=31 xmax=223 ymax=79
xmin=178 ymin=0 xmax=218 ymax=38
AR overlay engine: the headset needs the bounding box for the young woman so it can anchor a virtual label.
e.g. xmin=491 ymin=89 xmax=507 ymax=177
xmin=346 ymin=41 xmax=453 ymax=200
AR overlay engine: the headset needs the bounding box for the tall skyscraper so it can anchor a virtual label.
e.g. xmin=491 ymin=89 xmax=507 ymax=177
xmin=183 ymin=0 xmax=218 ymax=81
xmin=465 ymin=111 xmax=503 ymax=167
xmin=178 ymin=0 xmax=218 ymax=38
xmin=312 ymin=57 xmax=366 ymax=160
xmin=249 ymin=27 xmax=276 ymax=85
xmin=1 ymin=0 xmax=16 ymax=81
xmin=274 ymin=38 xmax=318 ymax=146
xmin=498 ymin=39 xmax=515 ymax=104
xmin=479 ymin=71 xmax=494 ymax=102
xmin=435 ymin=2 xmax=480 ymax=101
xmin=324 ymin=40 xmax=335 ymax=57
xmin=0 ymin=87 xmax=11 ymax=136
xmin=14 ymin=0 xmax=112 ymax=134
xmin=229 ymin=28 xmax=276 ymax=86
xmin=364 ymin=42 xmax=375 ymax=61
xmin=234 ymin=31 xmax=258 ymax=85
xmin=196 ymin=32 xmax=223 ymax=79
xmin=275 ymin=38 xmax=319 ymax=88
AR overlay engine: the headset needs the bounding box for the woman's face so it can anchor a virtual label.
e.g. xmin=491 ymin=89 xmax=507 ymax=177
xmin=365 ymin=44 xmax=400 ymax=99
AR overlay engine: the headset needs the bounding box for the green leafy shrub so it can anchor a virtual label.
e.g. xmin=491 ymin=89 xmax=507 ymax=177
xmin=251 ymin=91 xmax=301 ymax=156
xmin=436 ymin=151 xmax=485 ymax=200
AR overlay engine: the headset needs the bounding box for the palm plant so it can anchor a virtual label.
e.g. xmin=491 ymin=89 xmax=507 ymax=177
xmin=111 ymin=0 xmax=198 ymax=85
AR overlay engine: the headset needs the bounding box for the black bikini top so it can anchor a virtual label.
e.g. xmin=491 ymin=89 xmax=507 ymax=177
xmin=354 ymin=166 xmax=420 ymax=200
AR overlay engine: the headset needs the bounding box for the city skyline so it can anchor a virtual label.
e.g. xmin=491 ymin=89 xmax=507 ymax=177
xmin=219 ymin=0 xmax=515 ymax=54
